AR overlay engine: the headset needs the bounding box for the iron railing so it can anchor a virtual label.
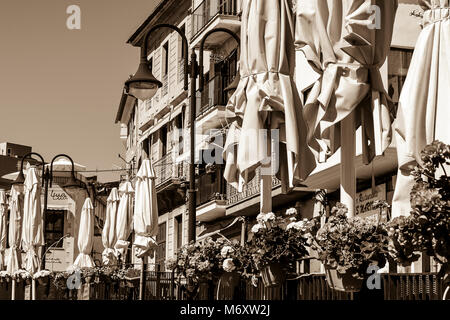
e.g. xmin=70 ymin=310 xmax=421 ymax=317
xmin=226 ymin=167 xmax=281 ymax=207
xmin=153 ymin=152 xmax=187 ymax=187
xmin=1 ymin=272 xmax=446 ymax=300
xmin=191 ymin=0 xmax=239 ymax=39
xmin=196 ymin=75 xmax=227 ymax=117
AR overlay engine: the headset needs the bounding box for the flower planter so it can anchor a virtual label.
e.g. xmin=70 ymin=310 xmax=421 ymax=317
xmin=260 ymin=263 xmax=286 ymax=288
xmin=37 ymin=276 xmax=50 ymax=287
xmin=325 ymin=267 xmax=363 ymax=292
xmin=216 ymin=272 xmax=240 ymax=300
xmin=125 ymin=277 xmax=140 ymax=288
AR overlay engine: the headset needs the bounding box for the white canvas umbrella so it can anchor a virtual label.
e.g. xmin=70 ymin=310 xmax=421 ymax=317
xmin=7 ymin=185 xmax=23 ymax=300
xmin=101 ymin=187 xmax=119 ymax=266
xmin=73 ymin=198 xmax=95 ymax=268
xmin=114 ymin=181 xmax=134 ymax=262
xmin=133 ymin=159 xmax=158 ymax=301
xmin=294 ymin=0 xmax=398 ymax=216
xmin=21 ymin=166 xmax=44 ymax=274
xmin=0 ymin=190 xmax=7 ymax=270
xmin=392 ymin=0 xmax=450 ymax=217
xmin=7 ymin=185 xmax=22 ymax=274
xmin=133 ymin=159 xmax=158 ymax=258
xmin=223 ymin=0 xmax=316 ymax=215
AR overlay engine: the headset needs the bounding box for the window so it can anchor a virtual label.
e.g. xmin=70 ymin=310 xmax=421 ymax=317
xmin=148 ymin=57 xmax=153 ymax=74
xmin=388 ymin=48 xmax=413 ymax=105
xmin=7 ymin=148 xmax=11 ymax=156
xmin=162 ymin=42 xmax=169 ymax=76
xmin=175 ymin=215 xmax=183 ymax=250
xmin=45 ymin=210 xmax=65 ymax=248
xmin=160 ymin=125 xmax=168 ymax=156
xmin=156 ymin=222 xmax=167 ymax=270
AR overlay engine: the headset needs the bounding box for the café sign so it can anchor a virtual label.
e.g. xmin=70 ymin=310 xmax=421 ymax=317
xmin=355 ymin=184 xmax=386 ymax=220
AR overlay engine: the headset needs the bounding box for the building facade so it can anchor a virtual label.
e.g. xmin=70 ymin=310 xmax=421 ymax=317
xmin=117 ymin=0 xmax=432 ymax=273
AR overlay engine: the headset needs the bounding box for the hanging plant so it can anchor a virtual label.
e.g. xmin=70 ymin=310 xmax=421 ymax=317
xmin=308 ymin=203 xmax=389 ymax=292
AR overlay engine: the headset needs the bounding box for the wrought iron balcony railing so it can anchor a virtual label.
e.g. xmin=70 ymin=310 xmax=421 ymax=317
xmin=191 ymin=0 xmax=239 ymax=39
xmin=153 ymin=152 xmax=187 ymax=187
xmin=226 ymin=167 xmax=281 ymax=207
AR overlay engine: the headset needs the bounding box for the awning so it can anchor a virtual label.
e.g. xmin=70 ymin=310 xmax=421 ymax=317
xmin=197 ymin=216 xmax=242 ymax=240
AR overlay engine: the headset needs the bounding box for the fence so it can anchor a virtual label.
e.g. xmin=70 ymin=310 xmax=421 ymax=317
xmin=0 ymin=272 xmax=446 ymax=300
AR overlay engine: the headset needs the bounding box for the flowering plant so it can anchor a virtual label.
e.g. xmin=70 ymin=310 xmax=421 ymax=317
xmin=168 ymin=237 xmax=254 ymax=285
xmin=123 ymin=268 xmax=141 ymax=280
xmin=33 ymin=269 xmax=53 ymax=280
xmin=52 ymin=271 xmax=71 ymax=289
xmin=0 ymin=271 xmax=11 ymax=282
xmin=309 ymin=203 xmax=389 ymax=279
xmin=12 ymin=269 xmax=32 ymax=281
xmin=248 ymin=209 xmax=311 ymax=272
xmin=390 ymin=141 xmax=450 ymax=275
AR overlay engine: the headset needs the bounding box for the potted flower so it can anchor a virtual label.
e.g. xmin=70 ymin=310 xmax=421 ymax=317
xmin=389 ymin=141 xmax=450 ymax=276
xmin=53 ymin=271 xmax=71 ymax=289
xmin=0 ymin=271 xmax=11 ymax=283
xmin=33 ymin=269 xmax=53 ymax=286
xmin=80 ymin=267 xmax=96 ymax=284
xmin=123 ymin=268 xmax=141 ymax=288
xmin=12 ymin=269 xmax=32 ymax=285
xmin=248 ymin=210 xmax=311 ymax=288
xmin=309 ymin=203 xmax=389 ymax=292
xmin=215 ymin=239 xmax=254 ymax=299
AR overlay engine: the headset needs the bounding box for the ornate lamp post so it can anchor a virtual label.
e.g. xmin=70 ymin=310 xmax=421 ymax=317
xmin=125 ymin=25 xmax=239 ymax=243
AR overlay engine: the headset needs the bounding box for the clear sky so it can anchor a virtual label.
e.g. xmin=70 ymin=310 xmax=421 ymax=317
xmin=0 ymin=0 xmax=159 ymax=182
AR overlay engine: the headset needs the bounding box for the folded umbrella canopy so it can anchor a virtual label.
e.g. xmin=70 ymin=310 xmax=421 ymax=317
xmin=21 ymin=166 xmax=44 ymax=274
xmin=133 ymin=159 xmax=158 ymax=259
xmin=115 ymin=181 xmax=134 ymax=261
xmin=295 ymin=0 xmax=398 ymax=164
xmin=102 ymin=187 xmax=119 ymax=266
xmin=392 ymin=0 xmax=450 ymax=217
xmin=0 ymin=190 xmax=7 ymax=270
xmin=7 ymin=186 xmax=22 ymax=274
xmin=223 ymin=0 xmax=316 ymax=193
xmin=73 ymin=198 xmax=95 ymax=268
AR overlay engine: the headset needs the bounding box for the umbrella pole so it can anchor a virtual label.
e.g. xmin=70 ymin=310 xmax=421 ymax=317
xmin=340 ymin=111 xmax=356 ymax=217
xmin=32 ymin=279 xmax=36 ymax=300
xmin=260 ymin=129 xmax=273 ymax=214
xmin=139 ymin=257 xmax=145 ymax=300
xmin=11 ymin=279 xmax=15 ymax=300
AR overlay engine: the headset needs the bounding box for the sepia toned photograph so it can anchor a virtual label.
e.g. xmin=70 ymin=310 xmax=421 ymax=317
xmin=0 ymin=0 xmax=448 ymax=310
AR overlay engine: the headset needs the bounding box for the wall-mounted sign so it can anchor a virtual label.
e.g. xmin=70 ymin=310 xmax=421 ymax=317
xmin=355 ymin=184 xmax=386 ymax=220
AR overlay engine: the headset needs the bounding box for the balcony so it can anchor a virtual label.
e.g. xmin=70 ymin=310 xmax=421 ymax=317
xmin=196 ymin=167 xmax=227 ymax=222
xmin=195 ymin=75 xmax=228 ymax=134
xmin=190 ymin=0 xmax=241 ymax=48
xmin=226 ymin=167 xmax=281 ymax=208
xmin=153 ymin=152 xmax=187 ymax=189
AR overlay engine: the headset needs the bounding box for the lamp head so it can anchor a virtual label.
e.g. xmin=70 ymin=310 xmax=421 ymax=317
xmin=125 ymin=61 xmax=162 ymax=101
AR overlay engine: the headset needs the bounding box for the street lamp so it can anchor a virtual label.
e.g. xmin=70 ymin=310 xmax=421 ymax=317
xmin=125 ymin=25 xmax=239 ymax=243
xmin=13 ymin=153 xmax=86 ymax=270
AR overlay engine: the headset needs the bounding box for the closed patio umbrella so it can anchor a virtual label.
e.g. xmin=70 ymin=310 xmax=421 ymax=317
xmin=7 ymin=186 xmax=23 ymax=300
xmin=392 ymin=0 xmax=450 ymax=217
xmin=133 ymin=160 xmax=158 ymax=259
xmin=114 ymin=181 xmax=134 ymax=263
xmin=102 ymin=187 xmax=119 ymax=266
xmin=73 ymin=198 xmax=95 ymax=268
xmin=0 ymin=190 xmax=7 ymax=270
xmin=223 ymin=0 xmax=316 ymax=214
xmin=295 ymin=0 xmax=398 ymax=215
xmin=133 ymin=159 xmax=158 ymax=300
xmin=21 ymin=166 xmax=44 ymax=274
xmin=7 ymin=186 xmax=22 ymax=274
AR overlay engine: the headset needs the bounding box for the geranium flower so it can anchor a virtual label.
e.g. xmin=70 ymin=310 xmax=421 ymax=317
xmin=223 ymin=258 xmax=236 ymax=272
xmin=221 ymin=245 xmax=235 ymax=258
xmin=251 ymin=223 xmax=265 ymax=234
xmin=286 ymin=208 xmax=297 ymax=216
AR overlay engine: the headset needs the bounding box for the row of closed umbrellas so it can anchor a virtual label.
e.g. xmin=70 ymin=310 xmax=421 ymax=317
xmin=0 ymin=158 xmax=159 ymax=276
xmin=223 ymin=0 xmax=449 ymax=217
